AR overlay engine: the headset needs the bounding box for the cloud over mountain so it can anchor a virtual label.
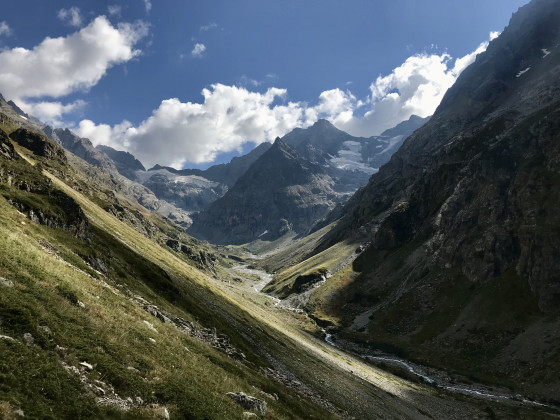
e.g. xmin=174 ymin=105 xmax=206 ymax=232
xmin=78 ymin=32 xmax=496 ymax=169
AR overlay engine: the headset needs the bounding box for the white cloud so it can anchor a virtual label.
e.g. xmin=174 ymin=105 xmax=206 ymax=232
xmin=0 ymin=21 xmax=12 ymax=36
xmin=200 ymin=23 xmax=218 ymax=32
xmin=143 ymin=0 xmax=152 ymax=13
xmin=57 ymin=7 xmax=83 ymax=27
xmin=77 ymin=32 xmax=498 ymax=169
xmin=78 ymin=84 xmax=307 ymax=169
xmin=0 ymin=16 xmax=149 ymax=123
xmin=108 ymin=5 xmax=122 ymax=16
xmin=335 ymin=33 xmax=496 ymax=136
xmin=23 ymin=100 xmax=86 ymax=126
xmin=191 ymin=43 xmax=206 ymax=58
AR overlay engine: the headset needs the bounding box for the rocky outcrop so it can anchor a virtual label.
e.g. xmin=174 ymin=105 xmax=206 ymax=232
xmin=43 ymin=127 xmax=116 ymax=174
xmin=10 ymin=128 xmax=67 ymax=163
xmin=8 ymin=190 xmax=90 ymax=240
xmin=165 ymin=239 xmax=217 ymax=271
xmin=0 ymin=128 xmax=20 ymax=161
xmin=291 ymin=269 xmax=329 ymax=294
xmin=226 ymin=392 xmax=267 ymax=415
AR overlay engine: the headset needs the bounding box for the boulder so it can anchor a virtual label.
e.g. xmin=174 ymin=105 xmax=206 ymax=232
xmin=227 ymin=392 xmax=267 ymax=415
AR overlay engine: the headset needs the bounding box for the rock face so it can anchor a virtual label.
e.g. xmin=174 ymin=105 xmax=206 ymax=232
xmin=96 ymin=145 xmax=146 ymax=181
xmin=42 ymin=127 xmax=113 ymax=172
xmin=314 ymin=0 xmax=560 ymax=399
xmin=134 ymin=143 xmax=273 ymax=215
xmin=10 ymin=128 xmax=67 ymax=162
xmin=0 ymin=129 xmax=20 ymax=161
xmin=137 ymin=170 xmax=228 ymax=213
xmin=189 ymin=139 xmax=344 ymax=244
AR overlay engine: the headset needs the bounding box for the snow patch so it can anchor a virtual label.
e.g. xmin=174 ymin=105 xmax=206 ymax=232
xmin=135 ymin=169 xmax=221 ymax=188
xmin=516 ymin=67 xmax=531 ymax=77
xmin=329 ymin=140 xmax=376 ymax=174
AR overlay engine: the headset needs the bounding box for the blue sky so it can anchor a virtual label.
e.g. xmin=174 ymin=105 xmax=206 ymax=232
xmin=0 ymin=0 xmax=529 ymax=169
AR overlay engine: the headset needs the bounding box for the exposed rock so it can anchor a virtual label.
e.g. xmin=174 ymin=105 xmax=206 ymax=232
xmin=0 ymin=128 xmax=21 ymax=161
xmin=165 ymin=239 xmax=181 ymax=252
xmin=291 ymin=269 xmax=328 ymax=294
xmin=22 ymin=333 xmax=34 ymax=346
xmin=312 ymin=0 xmax=560 ymax=401
xmin=190 ymin=139 xmax=345 ymax=244
xmin=0 ymin=277 xmax=14 ymax=287
xmin=96 ymin=144 xmax=146 ymax=180
xmin=79 ymin=361 xmax=94 ymax=371
xmin=226 ymin=392 xmax=267 ymax=415
xmin=10 ymin=128 xmax=67 ymax=162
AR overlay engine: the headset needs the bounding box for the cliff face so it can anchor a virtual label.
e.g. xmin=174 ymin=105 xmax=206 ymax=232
xmin=311 ymin=0 xmax=560 ymax=398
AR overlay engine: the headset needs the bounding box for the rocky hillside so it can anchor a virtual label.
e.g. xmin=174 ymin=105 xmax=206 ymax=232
xmin=301 ymin=0 xmax=560 ymax=401
xmin=189 ymin=139 xmax=344 ymax=244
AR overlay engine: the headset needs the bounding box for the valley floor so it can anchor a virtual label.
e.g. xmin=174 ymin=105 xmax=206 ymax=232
xmin=220 ymin=256 xmax=560 ymax=419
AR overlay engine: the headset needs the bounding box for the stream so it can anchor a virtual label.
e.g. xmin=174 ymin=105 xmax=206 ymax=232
xmin=323 ymin=331 xmax=557 ymax=411
xmin=235 ymin=263 xmax=558 ymax=413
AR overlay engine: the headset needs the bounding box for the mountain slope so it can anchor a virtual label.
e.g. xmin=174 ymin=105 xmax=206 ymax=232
xmin=97 ymin=144 xmax=146 ymax=180
xmin=294 ymin=0 xmax=560 ymax=401
xmin=189 ymin=139 xmax=343 ymax=244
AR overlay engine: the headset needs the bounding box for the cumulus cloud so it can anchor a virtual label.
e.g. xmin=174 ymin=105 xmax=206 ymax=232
xmin=335 ymin=34 xmax=496 ymax=136
xmin=191 ymin=43 xmax=206 ymax=58
xmin=78 ymin=84 xmax=307 ymax=168
xmin=0 ymin=21 xmax=12 ymax=36
xmin=78 ymin=32 xmax=497 ymax=169
xmin=0 ymin=16 xmax=148 ymax=122
xmin=57 ymin=7 xmax=83 ymax=27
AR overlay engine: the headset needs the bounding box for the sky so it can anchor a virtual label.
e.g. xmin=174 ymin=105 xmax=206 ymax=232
xmin=0 ymin=0 xmax=529 ymax=169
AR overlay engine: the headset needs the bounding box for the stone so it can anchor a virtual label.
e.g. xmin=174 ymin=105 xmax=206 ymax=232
xmin=79 ymin=361 xmax=94 ymax=371
xmin=0 ymin=277 xmax=14 ymax=287
xmin=38 ymin=325 xmax=51 ymax=334
xmin=226 ymin=392 xmax=267 ymax=415
xmin=22 ymin=333 xmax=34 ymax=345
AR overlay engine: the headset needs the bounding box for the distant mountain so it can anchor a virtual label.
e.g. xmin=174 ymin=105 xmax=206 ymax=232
xmin=151 ymin=142 xmax=272 ymax=187
xmin=96 ymin=144 xmax=146 ymax=180
xmin=132 ymin=143 xmax=272 ymax=214
xmin=189 ymin=139 xmax=343 ymax=244
xmin=188 ymin=116 xmax=427 ymax=244
xmin=43 ymin=127 xmax=118 ymax=174
xmin=302 ymin=0 xmax=560 ymax=401
xmin=283 ymin=117 xmax=428 ymax=193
